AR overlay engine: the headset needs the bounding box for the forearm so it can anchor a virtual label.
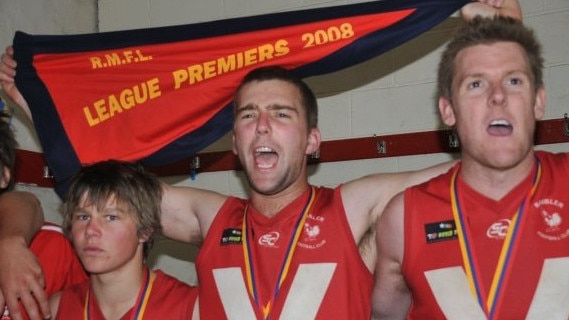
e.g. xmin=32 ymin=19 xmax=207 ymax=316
xmin=0 ymin=45 xmax=33 ymax=121
xmin=0 ymin=191 xmax=43 ymax=245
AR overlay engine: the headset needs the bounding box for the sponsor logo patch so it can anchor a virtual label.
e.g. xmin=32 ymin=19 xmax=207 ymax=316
xmin=220 ymin=228 xmax=242 ymax=245
xmin=425 ymin=220 xmax=458 ymax=243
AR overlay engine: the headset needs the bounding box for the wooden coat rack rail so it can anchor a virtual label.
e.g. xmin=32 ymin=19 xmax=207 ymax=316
xmin=14 ymin=117 xmax=569 ymax=189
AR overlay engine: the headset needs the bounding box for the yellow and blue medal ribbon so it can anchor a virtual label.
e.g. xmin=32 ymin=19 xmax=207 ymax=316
xmin=131 ymin=269 xmax=156 ymax=320
xmin=450 ymin=159 xmax=541 ymax=319
xmin=243 ymin=186 xmax=316 ymax=319
xmin=84 ymin=268 xmax=156 ymax=320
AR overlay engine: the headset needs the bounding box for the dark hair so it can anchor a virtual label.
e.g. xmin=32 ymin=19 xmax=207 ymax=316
xmin=234 ymin=66 xmax=318 ymax=130
xmin=437 ymin=16 xmax=543 ymax=99
xmin=61 ymin=160 xmax=162 ymax=258
xmin=0 ymin=110 xmax=16 ymax=193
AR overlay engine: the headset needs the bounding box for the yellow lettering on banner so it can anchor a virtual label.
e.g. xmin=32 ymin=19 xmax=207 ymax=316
xmin=301 ymin=22 xmax=354 ymax=48
xmin=90 ymin=57 xmax=103 ymax=69
xmin=274 ymin=39 xmax=289 ymax=56
xmin=243 ymin=48 xmax=258 ymax=66
xmin=203 ymin=60 xmax=217 ymax=79
xmin=108 ymin=95 xmax=122 ymax=116
xmin=217 ymin=56 xmax=234 ymax=74
xmin=94 ymin=99 xmax=110 ymax=122
xmin=237 ymin=52 xmax=244 ymax=69
xmin=257 ymin=44 xmax=273 ymax=61
xmin=172 ymin=70 xmax=188 ymax=89
xmin=172 ymin=39 xmax=290 ymax=90
xmin=188 ymin=65 xmax=203 ymax=84
xmin=90 ymin=49 xmax=153 ymax=69
xmin=123 ymin=51 xmax=134 ymax=63
xmin=83 ymin=78 xmax=161 ymax=127
xmin=105 ymin=53 xmax=122 ymax=67
xmin=84 ymin=104 xmax=101 ymax=126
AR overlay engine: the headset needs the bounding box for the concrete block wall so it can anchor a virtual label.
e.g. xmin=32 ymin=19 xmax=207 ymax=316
xmin=1 ymin=0 xmax=568 ymax=286
xmin=0 ymin=0 xmax=97 ymax=226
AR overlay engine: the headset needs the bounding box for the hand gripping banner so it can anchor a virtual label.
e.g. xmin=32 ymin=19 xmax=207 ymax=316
xmin=14 ymin=0 xmax=468 ymax=197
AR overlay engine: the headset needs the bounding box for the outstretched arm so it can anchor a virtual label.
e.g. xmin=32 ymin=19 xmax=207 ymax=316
xmin=1 ymin=46 xmax=53 ymax=319
xmin=0 ymin=191 xmax=49 ymax=320
xmin=371 ymin=193 xmax=411 ymax=319
xmin=0 ymin=46 xmax=31 ymax=120
xmin=461 ymin=0 xmax=522 ymax=21
xmin=341 ymin=159 xmax=454 ymax=253
xmin=160 ymin=182 xmax=227 ymax=244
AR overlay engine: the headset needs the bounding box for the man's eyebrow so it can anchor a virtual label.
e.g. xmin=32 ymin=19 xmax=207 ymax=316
xmin=235 ymin=103 xmax=298 ymax=114
xmin=235 ymin=103 xmax=257 ymax=114
xmin=461 ymin=69 xmax=530 ymax=80
xmin=268 ymin=104 xmax=296 ymax=111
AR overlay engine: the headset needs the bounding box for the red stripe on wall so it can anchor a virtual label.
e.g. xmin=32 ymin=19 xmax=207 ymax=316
xmin=15 ymin=117 xmax=569 ymax=188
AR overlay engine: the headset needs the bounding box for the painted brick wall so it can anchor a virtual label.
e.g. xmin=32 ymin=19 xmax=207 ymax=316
xmin=0 ymin=0 xmax=567 ymax=285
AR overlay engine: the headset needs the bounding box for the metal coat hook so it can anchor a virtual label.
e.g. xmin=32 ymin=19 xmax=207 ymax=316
xmin=190 ymin=156 xmax=200 ymax=180
xmin=373 ymin=134 xmax=387 ymax=154
xmin=448 ymin=128 xmax=460 ymax=148
xmin=564 ymin=113 xmax=569 ymax=136
xmin=43 ymin=166 xmax=54 ymax=179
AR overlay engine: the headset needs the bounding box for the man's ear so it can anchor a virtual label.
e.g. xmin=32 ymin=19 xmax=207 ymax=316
xmin=306 ymin=128 xmax=321 ymax=155
xmin=438 ymin=96 xmax=457 ymax=127
xmin=0 ymin=167 xmax=10 ymax=189
xmin=232 ymin=132 xmax=238 ymax=155
xmin=139 ymin=228 xmax=153 ymax=243
xmin=533 ymin=86 xmax=546 ymax=120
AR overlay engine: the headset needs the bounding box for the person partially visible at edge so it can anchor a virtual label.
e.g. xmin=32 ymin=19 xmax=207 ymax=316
xmin=49 ymin=160 xmax=198 ymax=319
xmin=372 ymin=4 xmax=569 ymax=320
xmin=0 ymin=1 xmax=519 ymax=319
xmin=0 ymin=109 xmax=87 ymax=320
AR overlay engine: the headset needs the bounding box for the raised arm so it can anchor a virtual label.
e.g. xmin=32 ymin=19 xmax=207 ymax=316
xmin=0 ymin=191 xmax=49 ymax=320
xmin=341 ymin=160 xmax=453 ymax=248
xmin=371 ymin=193 xmax=411 ymax=319
xmin=0 ymin=46 xmax=31 ymax=120
xmin=461 ymin=0 xmax=522 ymax=21
xmin=160 ymin=182 xmax=227 ymax=244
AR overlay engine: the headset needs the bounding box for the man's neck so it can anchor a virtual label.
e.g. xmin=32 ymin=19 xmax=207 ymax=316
xmin=459 ymin=153 xmax=536 ymax=201
xmin=249 ymin=183 xmax=309 ymax=218
xmin=90 ymin=262 xmax=147 ymax=319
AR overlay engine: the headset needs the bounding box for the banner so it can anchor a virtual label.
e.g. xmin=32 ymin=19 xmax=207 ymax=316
xmin=14 ymin=0 xmax=468 ymax=196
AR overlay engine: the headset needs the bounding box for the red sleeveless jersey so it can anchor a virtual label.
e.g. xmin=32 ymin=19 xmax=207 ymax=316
xmin=55 ymin=270 xmax=197 ymax=319
xmin=30 ymin=223 xmax=87 ymax=295
xmin=9 ymin=223 xmax=88 ymax=320
xmin=196 ymin=186 xmax=372 ymax=319
xmin=403 ymin=151 xmax=569 ymax=319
